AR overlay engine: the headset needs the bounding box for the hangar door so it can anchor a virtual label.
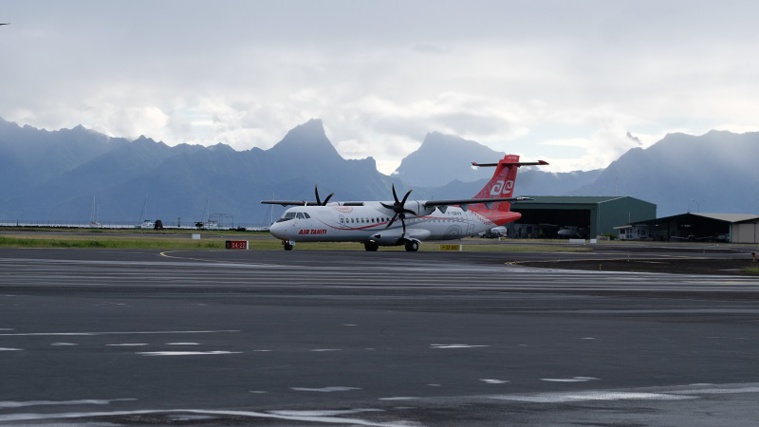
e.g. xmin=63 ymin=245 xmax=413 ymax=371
xmin=511 ymin=208 xmax=592 ymax=238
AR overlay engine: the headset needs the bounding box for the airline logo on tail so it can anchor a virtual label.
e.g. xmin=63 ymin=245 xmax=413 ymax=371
xmin=471 ymin=155 xmax=547 ymax=224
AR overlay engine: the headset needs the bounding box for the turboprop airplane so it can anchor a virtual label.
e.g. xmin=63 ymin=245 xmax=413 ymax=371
xmin=261 ymin=154 xmax=547 ymax=251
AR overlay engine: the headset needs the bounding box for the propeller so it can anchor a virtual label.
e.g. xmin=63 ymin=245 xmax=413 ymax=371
xmin=381 ymin=184 xmax=415 ymax=238
xmin=314 ymin=185 xmax=333 ymax=206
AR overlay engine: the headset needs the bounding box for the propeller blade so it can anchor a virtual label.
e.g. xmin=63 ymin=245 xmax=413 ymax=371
xmin=386 ymin=213 xmax=398 ymax=229
xmin=314 ymin=185 xmax=334 ymax=206
xmin=315 ymin=185 xmax=322 ymax=205
xmin=401 ymin=189 xmax=412 ymax=205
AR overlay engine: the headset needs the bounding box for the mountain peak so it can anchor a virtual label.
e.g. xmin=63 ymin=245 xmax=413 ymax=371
xmin=268 ymin=119 xmax=339 ymax=159
xmin=394 ymin=132 xmax=504 ymax=187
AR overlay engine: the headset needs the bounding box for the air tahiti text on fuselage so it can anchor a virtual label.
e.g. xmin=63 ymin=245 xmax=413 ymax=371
xmin=298 ymin=229 xmax=328 ymax=235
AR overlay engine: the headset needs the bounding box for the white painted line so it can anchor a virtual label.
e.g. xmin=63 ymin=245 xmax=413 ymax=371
xmin=490 ymin=391 xmax=694 ymax=403
xmin=541 ymin=376 xmax=599 ymax=383
xmin=481 ymin=379 xmax=509 ymax=384
xmin=0 ymin=408 xmax=415 ymax=426
xmin=107 ymin=343 xmax=148 ymax=347
xmin=310 ymin=348 xmax=341 ymax=352
xmin=0 ymin=398 xmax=135 ymax=409
xmin=378 ymin=397 xmax=419 ymax=401
xmin=0 ymin=347 xmax=22 ymax=351
xmin=0 ymin=330 xmax=240 ymax=337
xmin=290 ymin=386 xmax=361 ymax=393
xmin=674 ymin=386 xmax=759 ymax=395
xmin=138 ymin=351 xmax=242 ymax=356
xmin=51 ymin=342 xmax=78 ymax=346
xmin=430 ymin=343 xmax=490 ymax=349
xmin=166 ymin=342 xmax=200 ymax=346
xmin=269 ymin=409 xmax=383 ymax=417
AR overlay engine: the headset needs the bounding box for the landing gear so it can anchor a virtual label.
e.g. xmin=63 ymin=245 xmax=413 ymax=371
xmin=404 ymin=240 xmax=419 ymax=252
xmin=364 ymin=241 xmax=379 ymax=252
xmin=282 ymin=241 xmax=294 ymax=251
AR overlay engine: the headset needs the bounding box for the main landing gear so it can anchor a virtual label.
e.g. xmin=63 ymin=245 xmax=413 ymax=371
xmin=404 ymin=240 xmax=419 ymax=252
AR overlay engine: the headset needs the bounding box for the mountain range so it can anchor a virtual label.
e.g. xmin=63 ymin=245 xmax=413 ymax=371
xmin=1 ymin=116 xmax=758 ymax=227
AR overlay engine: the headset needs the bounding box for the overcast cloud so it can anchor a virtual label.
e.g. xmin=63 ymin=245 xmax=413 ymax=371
xmin=2 ymin=0 xmax=758 ymax=174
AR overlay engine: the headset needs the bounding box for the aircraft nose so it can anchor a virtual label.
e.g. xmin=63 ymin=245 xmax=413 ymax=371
xmin=269 ymin=221 xmax=287 ymax=240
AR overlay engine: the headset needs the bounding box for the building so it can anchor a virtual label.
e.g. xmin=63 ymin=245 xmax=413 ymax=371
xmin=509 ymin=196 xmax=657 ymax=239
xmin=618 ymin=212 xmax=759 ymax=243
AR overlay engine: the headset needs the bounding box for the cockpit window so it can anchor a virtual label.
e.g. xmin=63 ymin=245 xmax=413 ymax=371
xmin=275 ymin=212 xmax=297 ymax=223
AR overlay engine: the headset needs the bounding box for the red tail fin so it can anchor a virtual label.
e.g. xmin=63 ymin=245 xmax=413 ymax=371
xmin=470 ymin=155 xmax=548 ymax=225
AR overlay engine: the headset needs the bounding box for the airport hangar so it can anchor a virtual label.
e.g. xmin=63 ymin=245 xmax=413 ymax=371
xmin=616 ymin=212 xmax=759 ymax=243
xmin=506 ymin=196 xmax=657 ymax=239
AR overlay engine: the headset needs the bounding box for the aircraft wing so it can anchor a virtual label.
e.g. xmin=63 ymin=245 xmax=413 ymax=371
xmin=260 ymin=200 xmax=313 ymax=206
xmin=424 ymin=196 xmax=533 ymax=209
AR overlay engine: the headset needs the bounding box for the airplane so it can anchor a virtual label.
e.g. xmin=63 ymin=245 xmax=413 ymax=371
xmin=261 ymin=154 xmax=548 ymax=251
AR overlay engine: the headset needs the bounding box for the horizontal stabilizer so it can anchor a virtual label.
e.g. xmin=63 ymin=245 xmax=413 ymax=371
xmin=471 ymin=160 xmax=549 ymax=167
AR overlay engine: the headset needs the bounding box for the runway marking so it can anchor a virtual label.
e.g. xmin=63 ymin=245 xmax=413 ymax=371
xmin=107 ymin=343 xmax=149 ymax=347
xmin=291 ymin=386 xmax=361 ymax=393
xmin=166 ymin=342 xmax=200 ymax=346
xmin=51 ymin=342 xmax=77 ymax=346
xmin=0 ymin=398 xmax=136 ymax=409
xmin=311 ymin=348 xmax=341 ymax=352
xmin=269 ymin=409 xmax=383 ymax=417
xmin=0 ymin=408 xmax=414 ymax=426
xmin=431 ymin=343 xmax=490 ymax=349
xmin=160 ymin=251 xmax=293 ymax=269
xmin=0 ymin=347 xmax=22 ymax=351
xmin=378 ymin=396 xmax=419 ymax=401
xmin=481 ymin=379 xmax=509 ymax=384
xmin=0 ymin=330 xmax=240 ymax=336
xmin=490 ymin=391 xmax=694 ymax=403
xmin=541 ymin=376 xmax=599 ymax=383
xmin=673 ymin=386 xmax=759 ymax=395
xmin=138 ymin=351 xmax=242 ymax=356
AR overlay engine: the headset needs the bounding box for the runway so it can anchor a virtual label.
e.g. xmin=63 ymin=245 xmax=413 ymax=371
xmin=1 ymin=248 xmax=758 ymax=426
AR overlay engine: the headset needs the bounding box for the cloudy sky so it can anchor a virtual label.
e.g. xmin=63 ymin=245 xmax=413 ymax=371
xmin=2 ymin=1 xmax=758 ymax=174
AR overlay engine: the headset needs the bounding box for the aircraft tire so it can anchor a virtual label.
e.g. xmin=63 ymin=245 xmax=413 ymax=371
xmin=284 ymin=243 xmax=293 ymax=251
xmin=364 ymin=242 xmax=379 ymax=251
xmin=404 ymin=240 xmax=419 ymax=252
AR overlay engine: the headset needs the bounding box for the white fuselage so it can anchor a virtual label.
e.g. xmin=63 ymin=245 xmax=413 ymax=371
xmin=269 ymin=202 xmax=497 ymax=246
